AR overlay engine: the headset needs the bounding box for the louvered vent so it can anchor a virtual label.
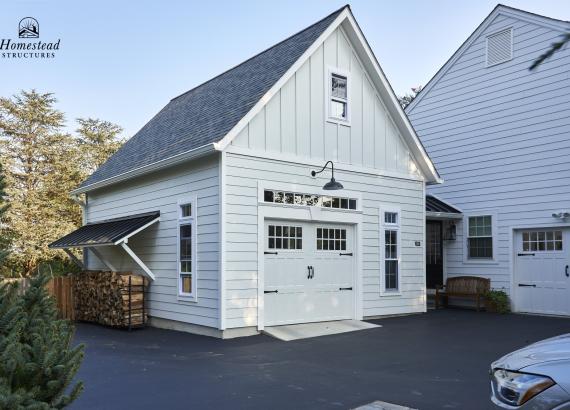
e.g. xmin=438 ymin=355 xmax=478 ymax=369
xmin=486 ymin=28 xmax=512 ymax=66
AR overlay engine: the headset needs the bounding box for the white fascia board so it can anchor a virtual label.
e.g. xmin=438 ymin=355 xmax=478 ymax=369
xmin=405 ymin=6 xmax=569 ymax=113
xmin=426 ymin=212 xmax=463 ymax=220
xmin=214 ymin=8 xmax=351 ymax=152
xmin=71 ymin=143 xmax=217 ymax=195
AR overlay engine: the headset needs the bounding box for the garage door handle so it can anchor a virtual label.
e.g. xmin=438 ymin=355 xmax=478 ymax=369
xmin=566 ymin=265 xmax=569 ymax=277
xmin=339 ymin=287 xmax=353 ymax=291
xmin=339 ymin=252 xmax=353 ymax=256
xmin=518 ymin=284 xmax=536 ymax=287
xmin=264 ymin=290 xmax=278 ymax=294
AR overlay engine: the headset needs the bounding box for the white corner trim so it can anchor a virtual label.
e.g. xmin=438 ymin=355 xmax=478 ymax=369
xmin=219 ymin=151 xmax=227 ymax=329
xmin=214 ymin=9 xmax=351 ymax=153
xmin=119 ymin=242 xmax=156 ymax=281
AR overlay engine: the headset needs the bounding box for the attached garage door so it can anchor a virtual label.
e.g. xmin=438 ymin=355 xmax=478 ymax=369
xmin=264 ymin=220 xmax=354 ymax=326
xmin=515 ymin=228 xmax=570 ymax=316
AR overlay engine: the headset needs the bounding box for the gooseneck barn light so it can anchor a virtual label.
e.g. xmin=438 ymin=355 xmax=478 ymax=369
xmin=311 ymin=161 xmax=344 ymax=190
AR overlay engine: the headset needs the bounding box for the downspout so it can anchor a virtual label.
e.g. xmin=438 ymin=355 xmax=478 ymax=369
xmin=71 ymin=193 xmax=88 ymax=269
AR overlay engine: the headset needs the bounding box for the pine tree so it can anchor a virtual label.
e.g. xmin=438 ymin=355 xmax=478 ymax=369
xmin=0 ymin=161 xmax=9 ymax=266
xmin=0 ymin=274 xmax=84 ymax=408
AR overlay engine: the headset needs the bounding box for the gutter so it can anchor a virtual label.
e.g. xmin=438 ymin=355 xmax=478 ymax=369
xmin=71 ymin=143 xmax=218 ymax=195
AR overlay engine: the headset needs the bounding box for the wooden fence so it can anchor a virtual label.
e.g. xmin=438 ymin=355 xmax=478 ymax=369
xmin=1 ymin=276 xmax=75 ymax=320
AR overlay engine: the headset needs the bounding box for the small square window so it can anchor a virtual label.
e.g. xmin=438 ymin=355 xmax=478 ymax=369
xmin=264 ymin=190 xmax=274 ymax=203
xmin=181 ymin=204 xmax=192 ymax=218
xmin=385 ymin=212 xmax=398 ymax=224
xmin=331 ymin=74 xmax=347 ymax=99
xmin=349 ymin=199 xmax=357 ymax=210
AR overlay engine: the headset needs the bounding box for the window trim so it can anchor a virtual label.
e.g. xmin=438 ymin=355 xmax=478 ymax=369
xmin=380 ymin=206 xmax=402 ymax=296
xmin=485 ymin=27 xmax=513 ymax=68
xmin=177 ymin=196 xmax=197 ymax=301
xmin=463 ymin=211 xmax=498 ymax=264
xmin=325 ymin=66 xmax=351 ymax=125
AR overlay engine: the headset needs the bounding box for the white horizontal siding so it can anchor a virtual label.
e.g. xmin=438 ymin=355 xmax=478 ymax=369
xmin=408 ymin=12 xmax=570 ymax=292
xmin=86 ymin=155 xmax=220 ymax=328
xmin=224 ymin=152 xmax=425 ymax=328
xmin=231 ymin=27 xmax=412 ymax=175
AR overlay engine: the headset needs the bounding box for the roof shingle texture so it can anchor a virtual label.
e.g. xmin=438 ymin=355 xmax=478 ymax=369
xmin=425 ymin=195 xmax=461 ymax=214
xmin=80 ymin=8 xmax=344 ymax=189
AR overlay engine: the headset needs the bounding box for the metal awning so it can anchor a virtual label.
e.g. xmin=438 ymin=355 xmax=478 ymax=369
xmin=49 ymin=211 xmax=160 ymax=281
xmin=426 ymin=195 xmax=462 ymax=219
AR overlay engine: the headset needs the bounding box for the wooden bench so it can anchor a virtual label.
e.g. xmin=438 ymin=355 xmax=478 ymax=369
xmin=435 ymin=276 xmax=490 ymax=311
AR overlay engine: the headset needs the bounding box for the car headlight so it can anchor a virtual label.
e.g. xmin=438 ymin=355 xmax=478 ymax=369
xmin=492 ymin=368 xmax=555 ymax=406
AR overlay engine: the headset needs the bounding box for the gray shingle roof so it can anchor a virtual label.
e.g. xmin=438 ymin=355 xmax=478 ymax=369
xmin=80 ymin=7 xmax=346 ymax=189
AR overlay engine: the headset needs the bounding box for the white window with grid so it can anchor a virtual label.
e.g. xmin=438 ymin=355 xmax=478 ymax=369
xmin=381 ymin=208 xmax=401 ymax=294
xmin=467 ymin=215 xmax=493 ymax=259
xmin=177 ymin=197 xmax=197 ymax=299
xmin=326 ymin=68 xmax=350 ymax=124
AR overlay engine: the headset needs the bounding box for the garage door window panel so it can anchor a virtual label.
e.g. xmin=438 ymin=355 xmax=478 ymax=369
xmin=522 ymin=230 xmax=562 ymax=252
xmin=268 ymin=224 xmax=302 ymax=250
xmin=317 ymin=227 xmax=347 ymax=251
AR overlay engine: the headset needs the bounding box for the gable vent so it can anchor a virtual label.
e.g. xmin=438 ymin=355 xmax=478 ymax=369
xmin=486 ymin=28 xmax=512 ymax=66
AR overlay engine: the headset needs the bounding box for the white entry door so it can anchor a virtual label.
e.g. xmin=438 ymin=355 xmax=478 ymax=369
xmin=514 ymin=228 xmax=570 ymax=316
xmin=264 ymin=220 xmax=354 ymax=326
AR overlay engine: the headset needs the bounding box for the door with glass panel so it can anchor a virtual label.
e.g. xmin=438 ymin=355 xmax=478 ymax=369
xmin=515 ymin=229 xmax=570 ymax=315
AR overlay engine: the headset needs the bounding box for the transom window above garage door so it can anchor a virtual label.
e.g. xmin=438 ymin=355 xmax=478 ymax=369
xmin=264 ymin=190 xmax=357 ymax=210
xmin=316 ymin=227 xmax=347 ymax=251
xmin=268 ymin=225 xmax=303 ymax=250
xmin=522 ymin=230 xmax=562 ymax=251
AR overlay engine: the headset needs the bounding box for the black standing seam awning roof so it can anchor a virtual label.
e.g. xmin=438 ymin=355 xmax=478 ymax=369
xmin=48 ymin=211 xmax=160 ymax=249
xmin=426 ymin=195 xmax=461 ymax=214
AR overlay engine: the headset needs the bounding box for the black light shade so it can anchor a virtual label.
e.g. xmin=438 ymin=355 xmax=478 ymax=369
xmin=311 ymin=161 xmax=344 ymax=190
xmin=323 ymin=177 xmax=343 ymax=190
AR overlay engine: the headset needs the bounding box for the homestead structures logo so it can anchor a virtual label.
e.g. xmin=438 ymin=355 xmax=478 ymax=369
xmin=19 ymin=17 xmax=39 ymax=38
xmin=1 ymin=17 xmax=61 ymax=59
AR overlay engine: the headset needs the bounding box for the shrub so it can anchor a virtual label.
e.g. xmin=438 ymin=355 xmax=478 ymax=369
xmin=0 ymin=274 xmax=84 ymax=408
xmin=484 ymin=289 xmax=511 ymax=314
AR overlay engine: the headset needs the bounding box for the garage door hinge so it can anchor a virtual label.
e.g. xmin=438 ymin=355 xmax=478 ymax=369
xmin=264 ymin=251 xmax=278 ymax=255
xmin=339 ymin=252 xmax=353 ymax=256
xmin=264 ymin=290 xmax=278 ymax=294
xmin=517 ymin=253 xmax=535 ymax=256
xmin=339 ymin=287 xmax=353 ymax=291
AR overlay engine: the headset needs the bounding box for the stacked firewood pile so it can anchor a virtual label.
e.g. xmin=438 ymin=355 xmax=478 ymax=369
xmin=73 ymin=271 xmax=148 ymax=328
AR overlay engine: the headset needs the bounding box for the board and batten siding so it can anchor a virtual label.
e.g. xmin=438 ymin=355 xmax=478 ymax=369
xmin=407 ymin=13 xmax=570 ymax=291
xmin=223 ymin=152 xmax=426 ymax=328
xmin=231 ymin=26 xmax=413 ymax=175
xmin=85 ymin=155 xmax=221 ymax=328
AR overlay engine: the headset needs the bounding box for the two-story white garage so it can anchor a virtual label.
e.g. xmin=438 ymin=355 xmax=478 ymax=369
xmin=51 ymin=5 xmax=441 ymax=337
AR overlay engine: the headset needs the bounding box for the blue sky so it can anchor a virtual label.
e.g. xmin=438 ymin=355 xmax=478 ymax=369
xmin=1 ymin=0 xmax=568 ymax=138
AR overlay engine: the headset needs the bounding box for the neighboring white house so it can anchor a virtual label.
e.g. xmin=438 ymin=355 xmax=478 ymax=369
xmin=407 ymin=5 xmax=570 ymax=316
xmin=50 ymin=5 xmax=441 ymax=337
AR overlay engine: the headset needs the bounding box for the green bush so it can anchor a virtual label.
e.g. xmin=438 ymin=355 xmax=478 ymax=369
xmin=0 ymin=274 xmax=84 ymax=408
xmin=484 ymin=289 xmax=511 ymax=314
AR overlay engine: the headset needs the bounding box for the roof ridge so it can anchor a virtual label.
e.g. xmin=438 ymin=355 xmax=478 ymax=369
xmin=496 ymin=3 xmax=570 ymax=24
xmin=170 ymin=4 xmax=349 ymax=102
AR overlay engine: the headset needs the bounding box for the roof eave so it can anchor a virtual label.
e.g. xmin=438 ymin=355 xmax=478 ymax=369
xmin=72 ymin=142 xmax=218 ymax=195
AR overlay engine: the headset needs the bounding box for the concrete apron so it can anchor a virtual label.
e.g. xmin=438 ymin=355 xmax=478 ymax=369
xmin=262 ymin=319 xmax=381 ymax=341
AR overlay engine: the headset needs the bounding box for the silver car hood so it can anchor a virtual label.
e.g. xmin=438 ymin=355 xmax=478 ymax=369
xmin=493 ymin=334 xmax=570 ymax=371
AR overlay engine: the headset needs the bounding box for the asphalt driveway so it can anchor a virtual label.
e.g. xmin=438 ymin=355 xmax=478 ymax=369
xmin=71 ymin=310 xmax=570 ymax=410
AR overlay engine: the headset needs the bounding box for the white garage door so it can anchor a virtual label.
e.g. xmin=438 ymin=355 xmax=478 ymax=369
xmin=515 ymin=228 xmax=570 ymax=316
xmin=264 ymin=220 xmax=354 ymax=326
